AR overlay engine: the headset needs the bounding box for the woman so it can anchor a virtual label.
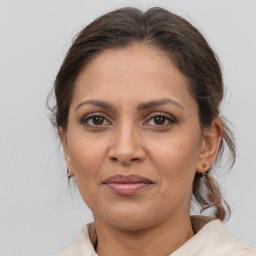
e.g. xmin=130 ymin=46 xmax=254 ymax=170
xmin=49 ymin=7 xmax=256 ymax=256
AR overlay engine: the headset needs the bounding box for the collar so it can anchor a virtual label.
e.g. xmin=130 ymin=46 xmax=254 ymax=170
xmin=71 ymin=215 xmax=252 ymax=256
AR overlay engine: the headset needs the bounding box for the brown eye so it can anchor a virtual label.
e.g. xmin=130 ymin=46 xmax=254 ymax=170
xmin=81 ymin=114 xmax=111 ymax=127
xmin=145 ymin=113 xmax=176 ymax=127
xmin=92 ymin=116 xmax=104 ymax=125
xmin=154 ymin=116 xmax=166 ymax=125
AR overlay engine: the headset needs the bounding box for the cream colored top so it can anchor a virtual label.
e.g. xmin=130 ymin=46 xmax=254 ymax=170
xmin=55 ymin=216 xmax=256 ymax=256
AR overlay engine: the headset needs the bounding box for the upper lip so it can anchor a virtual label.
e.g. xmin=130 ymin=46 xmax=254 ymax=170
xmin=102 ymin=175 xmax=153 ymax=184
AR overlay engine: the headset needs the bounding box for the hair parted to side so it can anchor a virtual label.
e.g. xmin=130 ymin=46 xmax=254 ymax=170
xmin=47 ymin=7 xmax=236 ymax=221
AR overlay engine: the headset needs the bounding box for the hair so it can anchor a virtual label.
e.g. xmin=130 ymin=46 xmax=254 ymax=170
xmin=48 ymin=7 xmax=236 ymax=222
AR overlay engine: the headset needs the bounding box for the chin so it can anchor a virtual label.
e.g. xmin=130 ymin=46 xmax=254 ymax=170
xmin=109 ymin=216 xmax=155 ymax=231
xmin=95 ymin=202 xmax=160 ymax=231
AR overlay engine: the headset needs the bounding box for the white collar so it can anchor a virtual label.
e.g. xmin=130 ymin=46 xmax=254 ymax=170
xmin=67 ymin=215 xmax=255 ymax=256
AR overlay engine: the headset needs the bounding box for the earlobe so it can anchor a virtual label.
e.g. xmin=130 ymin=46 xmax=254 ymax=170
xmin=196 ymin=118 xmax=223 ymax=174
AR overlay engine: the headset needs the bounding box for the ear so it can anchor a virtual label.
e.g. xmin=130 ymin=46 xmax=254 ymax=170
xmin=196 ymin=118 xmax=223 ymax=174
xmin=58 ymin=127 xmax=73 ymax=176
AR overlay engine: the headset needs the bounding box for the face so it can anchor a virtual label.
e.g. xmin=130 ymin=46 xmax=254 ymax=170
xmin=61 ymin=43 xmax=216 ymax=230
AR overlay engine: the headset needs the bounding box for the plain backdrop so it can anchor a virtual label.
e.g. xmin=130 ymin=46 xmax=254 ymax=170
xmin=0 ymin=0 xmax=255 ymax=255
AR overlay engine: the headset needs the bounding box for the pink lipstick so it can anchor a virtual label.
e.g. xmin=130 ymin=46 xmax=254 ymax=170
xmin=102 ymin=175 xmax=153 ymax=195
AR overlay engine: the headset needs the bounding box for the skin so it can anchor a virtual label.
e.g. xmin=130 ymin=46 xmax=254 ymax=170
xmin=60 ymin=43 xmax=222 ymax=256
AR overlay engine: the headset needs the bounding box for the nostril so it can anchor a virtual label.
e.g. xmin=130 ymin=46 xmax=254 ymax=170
xmin=131 ymin=158 xmax=139 ymax=162
xmin=111 ymin=157 xmax=118 ymax=162
xmin=110 ymin=157 xmax=141 ymax=165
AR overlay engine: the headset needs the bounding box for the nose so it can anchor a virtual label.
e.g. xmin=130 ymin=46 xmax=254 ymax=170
xmin=108 ymin=122 xmax=146 ymax=166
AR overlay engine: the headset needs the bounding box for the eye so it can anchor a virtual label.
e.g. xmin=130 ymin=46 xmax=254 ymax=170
xmin=145 ymin=113 xmax=176 ymax=127
xmin=80 ymin=114 xmax=111 ymax=127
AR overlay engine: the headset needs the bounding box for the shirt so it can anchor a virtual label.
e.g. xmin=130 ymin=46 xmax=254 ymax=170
xmin=55 ymin=215 xmax=256 ymax=256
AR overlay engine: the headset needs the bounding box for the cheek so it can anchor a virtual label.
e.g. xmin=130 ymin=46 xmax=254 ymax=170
xmin=67 ymin=133 xmax=106 ymax=205
xmin=68 ymin=128 xmax=105 ymax=172
xmin=149 ymin=130 xmax=201 ymax=192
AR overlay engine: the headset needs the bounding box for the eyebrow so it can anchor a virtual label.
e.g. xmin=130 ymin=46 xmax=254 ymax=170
xmin=137 ymin=98 xmax=184 ymax=110
xmin=75 ymin=98 xmax=184 ymax=111
xmin=76 ymin=100 xmax=113 ymax=110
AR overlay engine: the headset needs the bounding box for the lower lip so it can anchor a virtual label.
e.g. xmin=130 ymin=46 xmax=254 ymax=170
xmin=104 ymin=183 xmax=152 ymax=195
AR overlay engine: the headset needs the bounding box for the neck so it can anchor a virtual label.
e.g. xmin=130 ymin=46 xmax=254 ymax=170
xmin=93 ymin=213 xmax=195 ymax=256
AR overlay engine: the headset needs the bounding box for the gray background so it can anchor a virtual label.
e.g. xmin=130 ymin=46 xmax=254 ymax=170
xmin=0 ymin=0 xmax=255 ymax=255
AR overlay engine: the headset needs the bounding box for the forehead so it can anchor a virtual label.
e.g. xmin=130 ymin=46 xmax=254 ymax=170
xmin=71 ymin=43 xmax=197 ymax=114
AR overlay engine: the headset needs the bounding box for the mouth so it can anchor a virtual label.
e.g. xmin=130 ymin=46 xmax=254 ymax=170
xmin=102 ymin=174 xmax=154 ymax=195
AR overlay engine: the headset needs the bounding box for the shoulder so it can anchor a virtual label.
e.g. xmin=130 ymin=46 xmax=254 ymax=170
xmin=215 ymin=235 xmax=256 ymax=256
xmin=172 ymin=216 xmax=256 ymax=256
xmin=186 ymin=215 xmax=256 ymax=256
xmin=53 ymin=222 xmax=97 ymax=256
xmin=215 ymin=242 xmax=256 ymax=256
xmin=54 ymin=245 xmax=75 ymax=256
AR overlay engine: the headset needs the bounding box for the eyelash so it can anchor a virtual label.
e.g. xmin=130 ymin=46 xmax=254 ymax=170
xmin=144 ymin=113 xmax=177 ymax=127
xmin=80 ymin=113 xmax=111 ymax=127
xmin=80 ymin=112 xmax=177 ymax=129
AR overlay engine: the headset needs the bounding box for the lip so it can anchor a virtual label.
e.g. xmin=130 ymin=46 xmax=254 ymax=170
xmin=102 ymin=175 xmax=153 ymax=195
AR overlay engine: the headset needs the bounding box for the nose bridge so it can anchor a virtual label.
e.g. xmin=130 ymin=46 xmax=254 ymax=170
xmin=109 ymin=119 xmax=144 ymax=164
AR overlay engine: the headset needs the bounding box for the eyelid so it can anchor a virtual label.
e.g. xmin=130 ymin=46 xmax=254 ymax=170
xmin=80 ymin=112 xmax=112 ymax=126
xmin=144 ymin=112 xmax=177 ymax=121
xmin=80 ymin=111 xmax=177 ymax=128
xmin=143 ymin=112 xmax=177 ymax=126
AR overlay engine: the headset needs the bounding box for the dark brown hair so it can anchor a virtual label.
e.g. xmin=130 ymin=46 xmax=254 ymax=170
xmin=48 ymin=7 xmax=236 ymax=221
